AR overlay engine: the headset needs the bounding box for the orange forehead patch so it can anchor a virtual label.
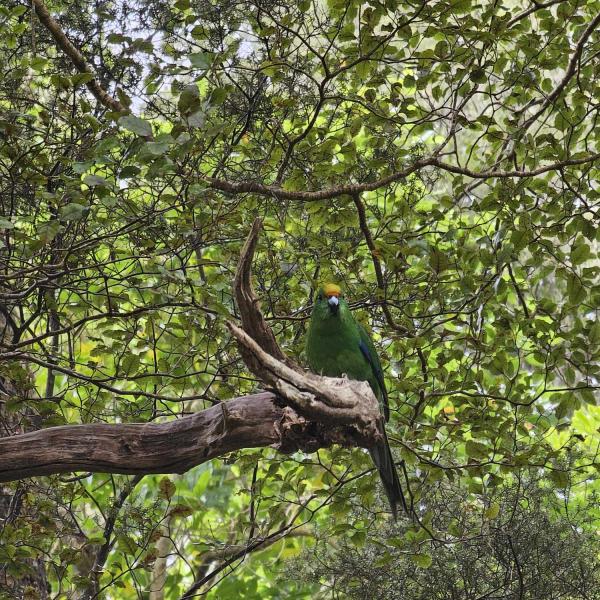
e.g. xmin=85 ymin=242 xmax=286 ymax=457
xmin=323 ymin=283 xmax=341 ymax=297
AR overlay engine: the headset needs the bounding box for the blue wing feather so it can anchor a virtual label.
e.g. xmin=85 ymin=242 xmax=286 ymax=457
xmin=358 ymin=335 xmax=390 ymax=421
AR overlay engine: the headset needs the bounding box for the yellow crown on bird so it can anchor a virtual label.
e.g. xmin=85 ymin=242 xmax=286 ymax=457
xmin=323 ymin=283 xmax=341 ymax=297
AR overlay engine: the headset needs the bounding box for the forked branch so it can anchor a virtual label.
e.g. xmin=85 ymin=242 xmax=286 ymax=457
xmin=0 ymin=221 xmax=381 ymax=482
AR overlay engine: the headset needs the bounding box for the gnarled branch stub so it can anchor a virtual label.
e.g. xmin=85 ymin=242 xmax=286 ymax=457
xmin=230 ymin=220 xmax=382 ymax=445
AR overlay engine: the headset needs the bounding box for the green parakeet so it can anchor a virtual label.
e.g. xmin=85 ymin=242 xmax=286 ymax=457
xmin=305 ymin=283 xmax=407 ymax=519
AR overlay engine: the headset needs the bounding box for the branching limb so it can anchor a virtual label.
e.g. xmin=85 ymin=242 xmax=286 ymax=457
xmin=0 ymin=222 xmax=382 ymax=483
xmin=230 ymin=218 xmax=380 ymax=433
xmin=30 ymin=0 xmax=127 ymax=113
xmin=228 ymin=322 xmax=379 ymax=432
xmin=203 ymin=153 xmax=600 ymax=202
xmin=232 ymin=218 xmax=297 ymax=371
xmin=0 ymin=391 xmax=372 ymax=482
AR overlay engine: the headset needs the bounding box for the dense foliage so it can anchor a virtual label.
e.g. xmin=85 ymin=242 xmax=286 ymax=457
xmin=294 ymin=476 xmax=600 ymax=599
xmin=1 ymin=0 xmax=599 ymax=597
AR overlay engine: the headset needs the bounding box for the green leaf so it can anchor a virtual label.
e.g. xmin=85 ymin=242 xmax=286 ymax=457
xmin=484 ymin=503 xmax=500 ymax=519
xmin=190 ymin=52 xmax=212 ymax=69
xmin=429 ymin=247 xmax=449 ymax=273
xmin=178 ymin=84 xmax=200 ymax=115
xmin=83 ymin=174 xmax=108 ymax=187
xmin=589 ymin=322 xmax=600 ymax=345
xmin=143 ymin=141 xmax=169 ymax=156
xmin=469 ymin=68 xmax=487 ymax=84
xmin=549 ymin=469 xmax=569 ymax=489
xmin=465 ymin=440 xmax=489 ymax=459
xmin=209 ymin=87 xmax=228 ymax=105
xmin=566 ymin=274 xmax=586 ymax=304
xmin=118 ymin=115 xmax=153 ymax=137
xmin=374 ymin=551 xmax=394 ymax=567
xmin=411 ymin=553 xmax=433 ymax=568
xmin=72 ymin=72 xmax=95 ymax=87
xmin=37 ymin=220 xmax=61 ymax=243
xmin=119 ymin=165 xmax=141 ymax=178
xmin=60 ymin=203 xmax=88 ymax=221
xmin=107 ymin=33 xmax=128 ymax=43
xmin=555 ymin=397 xmax=574 ymax=421
xmin=117 ymin=534 xmax=138 ymax=555
xmin=73 ymin=161 xmax=94 ymax=174
xmin=121 ymin=353 xmax=140 ymax=375
xmin=571 ymin=242 xmax=591 ymax=265
xmin=364 ymin=89 xmax=377 ymax=102
xmin=350 ymin=531 xmax=366 ymax=547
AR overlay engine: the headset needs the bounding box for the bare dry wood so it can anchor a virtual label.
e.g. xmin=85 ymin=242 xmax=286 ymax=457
xmin=227 ymin=322 xmax=379 ymax=432
xmin=0 ymin=222 xmax=380 ymax=484
xmin=0 ymin=392 xmax=373 ymax=483
xmin=228 ymin=218 xmax=380 ymax=433
xmin=232 ymin=218 xmax=299 ymax=371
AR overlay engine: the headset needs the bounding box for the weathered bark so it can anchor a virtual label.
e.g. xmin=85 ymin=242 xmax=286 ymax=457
xmin=0 ymin=218 xmax=381 ymax=485
xmin=232 ymin=218 xmax=297 ymax=371
xmin=0 ymin=217 xmax=383 ymax=599
xmin=0 ymin=392 xmax=373 ymax=483
xmin=227 ymin=322 xmax=380 ymax=430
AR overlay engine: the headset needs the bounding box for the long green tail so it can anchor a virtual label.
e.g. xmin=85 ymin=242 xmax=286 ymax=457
xmin=368 ymin=428 xmax=408 ymax=520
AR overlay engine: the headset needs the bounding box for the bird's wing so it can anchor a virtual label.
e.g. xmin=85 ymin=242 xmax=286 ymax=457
xmin=358 ymin=323 xmax=389 ymax=421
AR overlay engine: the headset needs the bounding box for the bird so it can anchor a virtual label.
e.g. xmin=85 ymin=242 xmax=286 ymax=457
xmin=305 ymin=282 xmax=408 ymax=519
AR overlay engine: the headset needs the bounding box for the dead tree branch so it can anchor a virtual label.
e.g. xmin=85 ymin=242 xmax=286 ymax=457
xmin=0 ymin=391 xmax=372 ymax=483
xmin=0 ymin=222 xmax=381 ymax=483
xmin=232 ymin=218 xmax=298 ymax=371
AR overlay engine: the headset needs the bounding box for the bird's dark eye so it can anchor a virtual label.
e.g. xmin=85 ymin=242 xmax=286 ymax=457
xmin=317 ymin=293 xmax=323 ymax=301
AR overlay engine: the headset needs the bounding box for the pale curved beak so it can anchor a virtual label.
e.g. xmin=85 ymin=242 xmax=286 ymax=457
xmin=327 ymin=295 xmax=339 ymax=315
